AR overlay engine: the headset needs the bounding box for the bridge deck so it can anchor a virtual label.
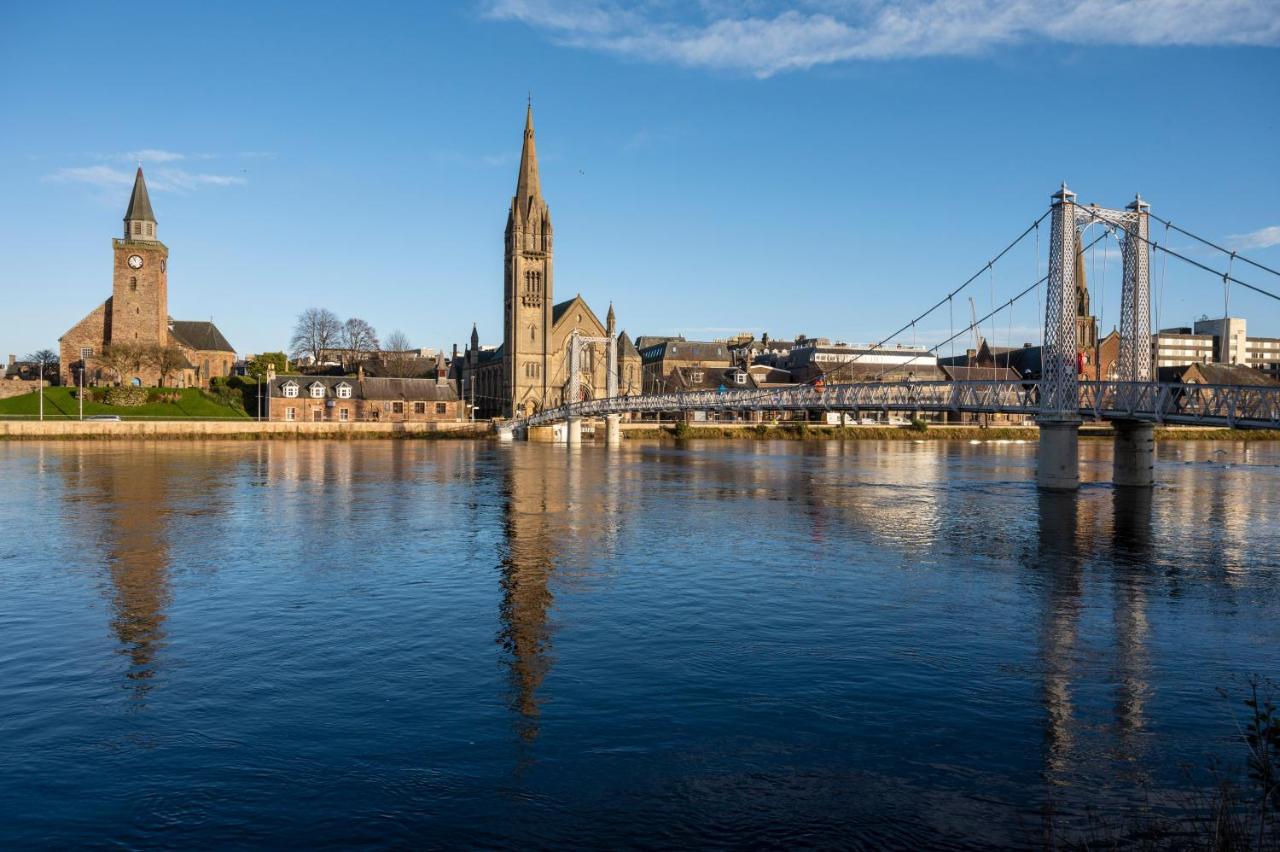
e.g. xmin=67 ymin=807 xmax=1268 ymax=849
xmin=506 ymin=381 xmax=1280 ymax=432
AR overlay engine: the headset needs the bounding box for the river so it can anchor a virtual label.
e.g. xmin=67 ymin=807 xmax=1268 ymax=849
xmin=1 ymin=439 xmax=1277 ymax=848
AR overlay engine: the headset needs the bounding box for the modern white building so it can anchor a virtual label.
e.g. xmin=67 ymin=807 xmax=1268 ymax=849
xmin=1152 ymin=317 xmax=1280 ymax=377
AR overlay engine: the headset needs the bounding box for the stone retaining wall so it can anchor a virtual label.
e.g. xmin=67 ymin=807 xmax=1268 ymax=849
xmin=0 ymin=419 xmax=490 ymax=440
xmin=0 ymin=380 xmax=46 ymax=400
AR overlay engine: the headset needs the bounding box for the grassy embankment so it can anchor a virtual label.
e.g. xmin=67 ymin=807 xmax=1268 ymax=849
xmin=0 ymin=387 xmax=249 ymax=420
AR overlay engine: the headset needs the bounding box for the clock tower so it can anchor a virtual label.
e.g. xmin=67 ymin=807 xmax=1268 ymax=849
xmin=111 ymin=167 xmax=170 ymax=348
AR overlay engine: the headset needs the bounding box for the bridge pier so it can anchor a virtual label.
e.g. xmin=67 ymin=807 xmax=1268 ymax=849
xmin=605 ymin=414 xmax=621 ymax=446
xmin=567 ymin=417 xmax=582 ymax=446
xmin=1112 ymin=420 xmax=1155 ymax=488
xmin=1037 ymin=419 xmax=1080 ymax=491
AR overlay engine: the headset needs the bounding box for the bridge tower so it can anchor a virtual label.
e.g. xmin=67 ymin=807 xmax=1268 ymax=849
xmin=1039 ymin=185 xmax=1156 ymax=490
xmin=1113 ymin=194 xmax=1155 ymax=487
xmin=1038 ymin=184 xmax=1083 ymax=490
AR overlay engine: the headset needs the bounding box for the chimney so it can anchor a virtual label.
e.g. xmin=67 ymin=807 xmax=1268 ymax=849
xmin=265 ymin=363 xmax=277 ymax=382
xmin=357 ymin=364 xmax=365 ymax=382
xmin=436 ymin=350 xmax=447 ymax=386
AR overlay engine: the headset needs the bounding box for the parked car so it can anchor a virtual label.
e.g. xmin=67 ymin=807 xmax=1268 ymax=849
xmin=85 ymin=414 xmax=122 ymax=422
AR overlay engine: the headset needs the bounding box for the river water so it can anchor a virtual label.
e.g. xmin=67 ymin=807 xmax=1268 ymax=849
xmin=1 ymin=439 xmax=1277 ymax=849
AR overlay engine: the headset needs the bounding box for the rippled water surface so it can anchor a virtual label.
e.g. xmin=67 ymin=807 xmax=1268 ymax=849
xmin=2 ymin=439 xmax=1278 ymax=849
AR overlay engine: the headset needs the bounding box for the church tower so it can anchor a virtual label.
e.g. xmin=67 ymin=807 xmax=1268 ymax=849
xmin=504 ymin=103 xmax=554 ymax=418
xmin=111 ymin=167 xmax=170 ymax=350
xmin=1074 ymin=230 xmax=1098 ymax=352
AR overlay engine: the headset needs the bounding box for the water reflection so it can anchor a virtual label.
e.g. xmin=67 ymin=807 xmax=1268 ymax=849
xmin=61 ymin=447 xmax=179 ymax=702
xmin=497 ymin=451 xmax=560 ymax=744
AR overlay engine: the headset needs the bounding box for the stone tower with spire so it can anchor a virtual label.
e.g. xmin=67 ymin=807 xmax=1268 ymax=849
xmin=111 ymin=167 xmax=170 ymax=351
xmin=504 ymin=103 xmax=554 ymax=417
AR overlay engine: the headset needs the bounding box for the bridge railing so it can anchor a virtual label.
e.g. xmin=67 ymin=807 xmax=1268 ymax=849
xmin=508 ymin=380 xmax=1280 ymax=432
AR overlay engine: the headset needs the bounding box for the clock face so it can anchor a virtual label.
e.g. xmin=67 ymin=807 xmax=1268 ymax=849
xmin=127 ymin=255 xmax=144 ymax=269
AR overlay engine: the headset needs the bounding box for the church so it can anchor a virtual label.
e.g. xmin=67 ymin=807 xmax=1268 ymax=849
xmin=460 ymin=105 xmax=641 ymax=419
xmin=59 ymin=168 xmax=236 ymax=389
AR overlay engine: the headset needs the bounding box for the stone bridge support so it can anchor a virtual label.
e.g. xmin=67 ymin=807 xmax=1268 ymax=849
xmin=1037 ymin=420 xmax=1080 ymax=491
xmin=1112 ymin=420 xmax=1155 ymax=488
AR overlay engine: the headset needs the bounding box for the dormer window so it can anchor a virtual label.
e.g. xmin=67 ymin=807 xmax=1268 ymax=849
xmin=282 ymin=381 xmax=299 ymax=398
xmin=309 ymin=383 xmax=326 ymax=399
xmin=735 ymin=372 xmax=747 ymax=385
xmin=336 ymin=383 xmax=352 ymax=399
xmin=689 ymin=370 xmax=703 ymax=383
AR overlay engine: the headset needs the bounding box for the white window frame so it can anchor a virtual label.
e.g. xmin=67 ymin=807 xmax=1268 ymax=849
xmin=285 ymin=406 xmax=296 ymax=421
xmin=282 ymin=382 xmax=299 ymax=399
xmin=309 ymin=383 xmax=326 ymax=399
xmin=339 ymin=408 xmax=349 ymax=421
xmin=336 ymin=383 xmax=352 ymax=399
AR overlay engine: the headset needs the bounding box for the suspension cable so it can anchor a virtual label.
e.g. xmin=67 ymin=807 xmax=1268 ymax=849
xmin=1148 ymin=212 xmax=1280 ymax=280
xmin=1074 ymin=207 xmax=1280 ymax=304
xmin=816 ymin=209 xmax=1052 ymax=385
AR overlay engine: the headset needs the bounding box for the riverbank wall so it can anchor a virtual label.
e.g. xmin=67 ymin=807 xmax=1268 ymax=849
xmin=2 ymin=419 xmax=1275 ymax=442
xmin=0 ymin=420 xmax=488 ymax=440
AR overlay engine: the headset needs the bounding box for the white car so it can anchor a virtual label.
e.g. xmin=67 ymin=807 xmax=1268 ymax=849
xmin=86 ymin=414 xmax=122 ymax=422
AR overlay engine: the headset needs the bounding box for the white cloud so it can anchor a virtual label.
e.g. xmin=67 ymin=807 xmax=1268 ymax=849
xmin=119 ymin=148 xmax=186 ymax=163
xmin=45 ymin=164 xmax=245 ymax=192
xmin=46 ymin=165 xmax=137 ymax=188
xmin=1227 ymin=225 xmax=1280 ymax=251
xmin=483 ymin=0 xmax=1280 ymax=77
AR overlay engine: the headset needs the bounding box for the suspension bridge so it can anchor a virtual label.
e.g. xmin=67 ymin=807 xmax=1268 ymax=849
xmin=497 ymin=184 xmax=1280 ymax=491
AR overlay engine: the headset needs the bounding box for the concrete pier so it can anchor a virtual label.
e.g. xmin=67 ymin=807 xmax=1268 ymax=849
xmin=605 ymin=414 xmax=621 ymax=446
xmin=1112 ymin=420 xmax=1155 ymax=488
xmin=1036 ymin=419 xmax=1081 ymax=491
xmin=567 ymin=417 xmax=582 ymax=446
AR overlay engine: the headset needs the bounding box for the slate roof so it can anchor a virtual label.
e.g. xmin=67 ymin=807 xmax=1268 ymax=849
xmin=639 ymin=339 xmax=732 ymax=363
xmin=1158 ymin=363 xmax=1280 ymax=387
xmin=123 ymin=167 xmax=156 ymax=222
xmin=617 ymin=331 xmax=640 ymax=359
xmin=270 ymin=375 xmax=459 ymax=400
xmin=940 ymin=365 xmax=1024 ymax=382
xmin=170 ymin=320 xmax=234 ymax=353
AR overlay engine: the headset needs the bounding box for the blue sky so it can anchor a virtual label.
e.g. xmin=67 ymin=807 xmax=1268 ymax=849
xmin=2 ymin=1 xmax=1278 ymax=359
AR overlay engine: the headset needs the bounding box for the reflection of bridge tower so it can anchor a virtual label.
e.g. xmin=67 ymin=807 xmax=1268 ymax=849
xmin=1035 ymin=491 xmax=1084 ymax=784
xmin=1040 ymin=184 xmax=1153 ymax=490
xmin=1035 ymin=489 xmax=1156 ymax=817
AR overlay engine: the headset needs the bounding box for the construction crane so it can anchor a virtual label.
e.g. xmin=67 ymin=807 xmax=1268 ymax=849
xmin=967 ymin=297 xmax=981 ymax=366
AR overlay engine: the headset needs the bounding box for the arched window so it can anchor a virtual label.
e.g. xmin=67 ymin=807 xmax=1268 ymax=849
xmin=145 ymin=223 xmax=152 ymax=236
xmin=133 ymin=222 xmax=140 ymax=235
xmin=130 ymin=277 xmax=137 ymax=292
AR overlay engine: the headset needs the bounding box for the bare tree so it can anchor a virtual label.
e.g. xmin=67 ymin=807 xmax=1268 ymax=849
xmin=25 ymin=349 xmax=58 ymax=382
xmin=290 ymin=308 xmax=342 ymax=365
xmin=341 ymin=317 xmax=379 ymax=372
xmin=96 ymin=343 xmax=143 ymax=385
xmin=381 ymin=329 xmax=416 ymax=378
xmin=147 ymin=344 xmax=189 ymax=387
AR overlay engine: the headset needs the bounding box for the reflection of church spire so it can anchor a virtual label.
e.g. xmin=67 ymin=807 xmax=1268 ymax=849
xmin=497 ymin=454 xmax=558 ymax=743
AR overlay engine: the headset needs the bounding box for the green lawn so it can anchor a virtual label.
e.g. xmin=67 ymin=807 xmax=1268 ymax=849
xmin=0 ymin=387 xmax=250 ymax=419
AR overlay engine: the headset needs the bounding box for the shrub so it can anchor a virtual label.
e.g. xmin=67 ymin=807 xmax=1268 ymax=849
xmin=908 ymin=417 xmax=929 ymax=433
xmin=672 ymin=421 xmax=693 ymax=440
xmin=753 ymin=423 xmax=770 ymax=438
xmin=103 ymin=386 xmax=148 ymax=407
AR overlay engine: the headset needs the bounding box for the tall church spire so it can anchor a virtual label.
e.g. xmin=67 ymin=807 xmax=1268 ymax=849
xmin=514 ymin=103 xmax=541 ymax=214
xmin=123 ymin=167 xmax=158 ymax=241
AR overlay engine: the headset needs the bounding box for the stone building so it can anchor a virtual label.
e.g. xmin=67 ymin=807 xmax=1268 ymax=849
xmin=639 ymin=339 xmax=733 ymax=394
xmin=267 ymin=369 xmax=461 ymax=423
xmin=460 ymin=105 xmax=640 ymax=419
xmin=58 ymin=168 xmax=235 ymax=388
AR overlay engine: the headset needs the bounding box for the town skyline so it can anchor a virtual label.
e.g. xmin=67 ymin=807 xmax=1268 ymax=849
xmin=3 ymin=2 xmax=1278 ymax=359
